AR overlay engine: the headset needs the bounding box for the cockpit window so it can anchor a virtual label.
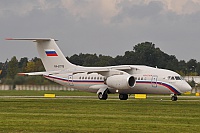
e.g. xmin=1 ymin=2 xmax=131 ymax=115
xmin=171 ymin=76 xmax=175 ymax=80
xmin=168 ymin=76 xmax=183 ymax=80
xmin=175 ymin=76 xmax=181 ymax=80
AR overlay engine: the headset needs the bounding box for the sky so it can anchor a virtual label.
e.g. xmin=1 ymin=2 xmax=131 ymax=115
xmin=1 ymin=0 xmax=200 ymax=62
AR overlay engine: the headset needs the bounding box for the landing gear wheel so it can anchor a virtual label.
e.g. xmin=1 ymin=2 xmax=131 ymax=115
xmin=119 ymin=94 xmax=128 ymax=100
xmin=98 ymin=92 xmax=108 ymax=100
xmin=171 ymin=95 xmax=178 ymax=101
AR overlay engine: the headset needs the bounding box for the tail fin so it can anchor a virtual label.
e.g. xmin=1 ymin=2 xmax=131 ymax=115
xmin=6 ymin=38 xmax=77 ymax=71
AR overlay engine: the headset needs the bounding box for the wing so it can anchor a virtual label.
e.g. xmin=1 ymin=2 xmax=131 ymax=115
xmin=18 ymin=65 xmax=139 ymax=77
xmin=65 ymin=65 xmax=139 ymax=77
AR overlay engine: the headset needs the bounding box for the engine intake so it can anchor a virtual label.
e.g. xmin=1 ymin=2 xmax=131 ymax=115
xmin=106 ymin=75 xmax=135 ymax=89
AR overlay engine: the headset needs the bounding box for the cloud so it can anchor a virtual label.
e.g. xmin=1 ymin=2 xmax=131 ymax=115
xmin=111 ymin=1 xmax=164 ymax=25
xmin=60 ymin=0 xmax=120 ymax=24
xmin=0 ymin=0 xmax=60 ymax=18
xmin=0 ymin=0 xmax=35 ymax=17
xmin=1 ymin=0 xmax=200 ymax=61
xmin=162 ymin=0 xmax=200 ymax=15
xmin=1 ymin=0 xmax=200 ymax=22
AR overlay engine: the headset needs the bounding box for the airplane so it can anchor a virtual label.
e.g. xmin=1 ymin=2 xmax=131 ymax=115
xmin=6 ymin=38 xmax=192 ymax=101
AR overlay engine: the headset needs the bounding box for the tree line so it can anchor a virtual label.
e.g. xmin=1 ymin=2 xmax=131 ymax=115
xmin=0 ymin=42 xmax=199 ymax=85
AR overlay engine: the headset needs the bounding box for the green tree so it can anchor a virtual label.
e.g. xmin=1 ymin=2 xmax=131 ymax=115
xmin=196 ymin=62 xmax=200 ymax=75
xmin=133 ymin=42 xmax=159 ymax=66
xmin=83 ymin=54 xmax=99 ymax=66
xmin=96 ymin=54 xmax=115 ymax=66
xmin=69 ymin=54 xmax=84 ymax=65
xmin=114 ymin=55 xmax=124 ymax=65
xmin=122 ymin=51 xmax=136 ymax=65
xmin=165 ymin=55 xmax=179 ymax=71
xmin=33 ymin=57 xmax=45 ymax=71
xmin=187 ymin=59 xmax=197 ymax=75
xmin=7 ymin=56 xmax=18 ymax=79
xmin=0 ymin=60 xmax=8 ymax=79
xmin=25 ymin=61 xmax=36 ymax=72
xmin=18 ymin=57 xmax=28 ymax=72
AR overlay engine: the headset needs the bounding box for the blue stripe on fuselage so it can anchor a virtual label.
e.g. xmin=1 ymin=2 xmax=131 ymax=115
xmin=136 ymin=80 xmax=180 ymax=94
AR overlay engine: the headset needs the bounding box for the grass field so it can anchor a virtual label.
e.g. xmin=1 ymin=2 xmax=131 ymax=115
xmin=0 ymin=91 xmax=199 ymax=133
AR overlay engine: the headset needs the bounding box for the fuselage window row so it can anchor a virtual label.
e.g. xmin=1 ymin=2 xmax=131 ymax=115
xmin=79 ymin=76 xmax=104 ymax=80
xmin=135 ymin=77 xmax=148 ymax=80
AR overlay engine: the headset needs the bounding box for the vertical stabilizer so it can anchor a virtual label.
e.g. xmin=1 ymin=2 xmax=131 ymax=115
xmin=36 ymin=39 xmax=77 ymax=71
xmin=6 ymin=38 xmax=76 ymax=71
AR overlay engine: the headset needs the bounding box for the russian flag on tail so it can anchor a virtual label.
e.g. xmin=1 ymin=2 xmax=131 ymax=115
xmin=45 ymin=49 xmax=58 ymax=56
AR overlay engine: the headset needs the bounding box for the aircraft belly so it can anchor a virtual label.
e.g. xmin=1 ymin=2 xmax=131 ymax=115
xmin=114 ymin=81 xmax=174 ymax=94
xmin=44 ymin=75 xmax=104 ymax=93
xmin=131 ymin=82 xmax=175 ymax=94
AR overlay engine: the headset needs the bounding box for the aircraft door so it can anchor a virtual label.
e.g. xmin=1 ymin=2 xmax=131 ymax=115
xmin=151 ymin=75 xmax=158 ymax=87
xmin=68 ymin=75 xmax=74 ymax=86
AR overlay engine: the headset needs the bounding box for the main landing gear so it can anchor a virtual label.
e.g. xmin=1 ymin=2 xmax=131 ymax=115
xmin=97 ymin=87 xmax=129 ymax=100
xmin=171 ymin=94 xmax=178 ymax=101
xmin=97 ymin=92 xmax=129 ymax=100
xmin=119 ymin=94 xmax=128 ymax=100
xmin=98 ymin=92 xmax=108 ymax=100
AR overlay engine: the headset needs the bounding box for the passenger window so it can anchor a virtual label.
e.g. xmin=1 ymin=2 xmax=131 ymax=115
xmin=91 ymin=77 xmax=93 ymax=80
xmin=82 ymin=77 xmax=84 ymax=79
xmin=88 ymin=77 xmax=90 ymax=79
xmin=141 ymin=77 xmax=143 ymax=80
xmin=138 ymin=77 xmax=140 ymax=80
xmin=97 ymin=77 xmax=99 ymax=80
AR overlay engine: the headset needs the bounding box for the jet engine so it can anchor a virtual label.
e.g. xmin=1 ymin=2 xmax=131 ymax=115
xmin=106 ymin=75 xmax=135 ymax=89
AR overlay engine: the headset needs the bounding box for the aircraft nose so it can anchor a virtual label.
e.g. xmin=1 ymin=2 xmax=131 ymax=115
xmin=181 ymin=81 xmax=192 ymax=93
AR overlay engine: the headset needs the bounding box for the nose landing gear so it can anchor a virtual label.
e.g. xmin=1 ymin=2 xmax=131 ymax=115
xmin=171 ymin=94 xmax=178 ymax=101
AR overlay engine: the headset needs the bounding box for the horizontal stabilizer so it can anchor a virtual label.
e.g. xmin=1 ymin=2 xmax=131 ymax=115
xmin=5 ymin=38 xmax=58 ymax=42
xmin=18 ymin=71 xmax=60 ymax=76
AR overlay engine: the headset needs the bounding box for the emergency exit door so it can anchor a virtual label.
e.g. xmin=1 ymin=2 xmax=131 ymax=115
xmin=151 ymin=75 xmax=158 ymax=87
xmin=68 ymin=75 xmax=74 ymax=86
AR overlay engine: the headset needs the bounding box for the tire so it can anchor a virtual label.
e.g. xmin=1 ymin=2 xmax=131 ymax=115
xmin=98 ymin=92 xmax=103 ymax=99
xmin=98 ymin=92 xmax=108 ymax=100
xmin=119 ymin=94 xmax=128 ymax=100
xmin=171 ymin=96 xmax=178 ymax=101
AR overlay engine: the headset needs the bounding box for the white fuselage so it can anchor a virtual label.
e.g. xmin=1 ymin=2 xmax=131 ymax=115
xmin=44 ymin=65 xmax=191 ymax=95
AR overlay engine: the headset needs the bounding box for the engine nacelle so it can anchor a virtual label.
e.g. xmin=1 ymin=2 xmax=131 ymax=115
xmin=106 ymin=75 xmax=136 ymax=89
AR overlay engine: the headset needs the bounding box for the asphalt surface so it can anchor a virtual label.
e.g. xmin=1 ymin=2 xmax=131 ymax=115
xmin=0 ymin=95 xmax=199 ymax=101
